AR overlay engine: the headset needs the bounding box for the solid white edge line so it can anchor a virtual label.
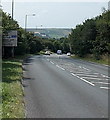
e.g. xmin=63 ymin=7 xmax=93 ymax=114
xmin=56 ymin=65 xmax=65 ymax=71
xmin=71 ymin=73 xmax=95 ymax=86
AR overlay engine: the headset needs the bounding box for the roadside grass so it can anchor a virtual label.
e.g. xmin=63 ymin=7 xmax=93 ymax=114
xmin=71 ymin=54 xmax=110 ymax=66
xmin=2 ymin=54 xmax=32 ymax=118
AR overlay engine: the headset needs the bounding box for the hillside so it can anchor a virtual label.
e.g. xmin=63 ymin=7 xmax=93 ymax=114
xmin=27 ymin=28 xmax=71 ymax=39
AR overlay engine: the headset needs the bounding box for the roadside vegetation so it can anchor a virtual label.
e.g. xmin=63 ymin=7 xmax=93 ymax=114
xmin=2 ymin=57 xmax=25 ymax=118
xmin=71 ymin=54 xmax=110 ymax=66
xmin=69 ymin=10 xmax=110 ymax=63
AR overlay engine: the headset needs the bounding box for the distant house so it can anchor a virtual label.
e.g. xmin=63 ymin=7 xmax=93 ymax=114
xmin=34 ymin=32 xmax=49 ymax=38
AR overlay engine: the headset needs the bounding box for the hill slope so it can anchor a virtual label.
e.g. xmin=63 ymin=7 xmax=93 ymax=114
xmin=27 ymin=28 xmax=71 ymax=39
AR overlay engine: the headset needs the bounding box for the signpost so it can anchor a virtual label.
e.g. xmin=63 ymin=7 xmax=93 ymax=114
xmin=3 ymin=30 xmax=17 ymax=57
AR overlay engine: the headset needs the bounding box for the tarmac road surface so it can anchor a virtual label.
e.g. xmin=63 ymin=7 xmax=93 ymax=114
xmin=22 ymin=54 xmax=109 ymax=118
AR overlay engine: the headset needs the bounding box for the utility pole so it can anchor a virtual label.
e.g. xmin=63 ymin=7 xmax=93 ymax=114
xmin=12 ymin=0 xmax=14 ymax=57
xmin=25 ymin=15 xmax=27 ymax=32
xmin=12 ymin=0 xmax=14 ymax=20
xmin=108 ymin=1 xmax=110 ymax=11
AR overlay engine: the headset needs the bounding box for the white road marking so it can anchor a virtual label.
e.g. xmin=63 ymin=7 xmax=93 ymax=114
xmin=101 ymin=74 xmax=110 ymax=79
xmin=91 ymin=82 xmax=110 ymax=84
xmin=79 ymin=66 xmax=82 ymax=68
xmin=76 ymin=74 xmax=99 ymax=77
xmin=75 ymin=72 xmax=100 ymax=75
xmin=100 ymin=87 xmax=110 ymax=89
xmin=50 ymin=61 xmax=54 ymax=65
xmin=56 ymin=65 xmax=65 ymax=71
xmin=81 ymin=77 xmax=108 ymax=80
xmin=71 ymin=73 xmax=95 ymax=86
xmin=70 ymin=72 xmax=90 ymax=74
xmin=82 ymin=67 xmax=89 ymax=71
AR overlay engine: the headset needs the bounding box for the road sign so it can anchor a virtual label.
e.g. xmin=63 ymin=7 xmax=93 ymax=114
xmin=3 ymin=30 xmax=17 ymax=47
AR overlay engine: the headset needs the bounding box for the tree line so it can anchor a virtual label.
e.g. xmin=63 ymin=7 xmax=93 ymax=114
xmin=2 ymin=10 xmax=110 ymax=59
xmin=68 ymin=10 xmax=110 ymax=59
xmin=2 ymin=11 xmax=70 ymax=58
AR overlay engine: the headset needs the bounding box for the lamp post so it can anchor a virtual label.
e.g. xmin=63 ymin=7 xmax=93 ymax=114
xmin=12 ymin=0 xmax=14 ymax=20
xmin=25 ymin=14 xmax=36 ymax=32
xmin=25 ymin=14 xmax=35 ymax=53
xmin=11 ymin=0 xmax=14 ymax=57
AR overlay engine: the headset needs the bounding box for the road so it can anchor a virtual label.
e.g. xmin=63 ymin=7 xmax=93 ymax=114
xmin=22 ymin=54 xmax=109 ymax=118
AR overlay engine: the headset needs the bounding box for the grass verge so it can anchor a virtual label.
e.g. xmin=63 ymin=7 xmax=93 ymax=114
xmin=71 ymin=54 xmax=110 ymax=66
xmin=2 ymin=54 xmax=32 ymax=118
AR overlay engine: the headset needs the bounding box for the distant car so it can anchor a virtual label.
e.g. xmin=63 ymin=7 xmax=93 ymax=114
xmin=57 ymin=50 xmax=62 ymax=55
xmin=45 ymin=51 xmax=50 ymax=55
xmin=67 ymin=52 xmax=71 ymax=56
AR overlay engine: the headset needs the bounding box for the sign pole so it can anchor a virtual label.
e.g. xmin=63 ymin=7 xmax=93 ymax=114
xmin=3 ymin=46 xmax=4 ymax=57
xmin=12 ymin=47 xmax=14 ymax=58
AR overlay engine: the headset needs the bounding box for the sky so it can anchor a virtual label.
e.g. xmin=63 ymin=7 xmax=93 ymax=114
xmin=1 ymin=0 xmax=109 ymax=29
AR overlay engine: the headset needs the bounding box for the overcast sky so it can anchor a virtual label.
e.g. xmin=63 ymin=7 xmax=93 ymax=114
xmin=1 ymin=0 xmax=109 ymax=29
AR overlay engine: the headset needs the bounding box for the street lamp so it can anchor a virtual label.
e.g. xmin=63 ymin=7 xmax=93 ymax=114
xmin=12 ymin=0 xmax=14 ymax=20
xmin=25 ymin=14 xmax=36 ymax=32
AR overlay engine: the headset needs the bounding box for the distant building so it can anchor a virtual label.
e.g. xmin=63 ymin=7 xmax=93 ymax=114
xmin=34 ymin=32 xmax=49 ymax=38
xmin=108 ymin=1 xmax=110 ymax=11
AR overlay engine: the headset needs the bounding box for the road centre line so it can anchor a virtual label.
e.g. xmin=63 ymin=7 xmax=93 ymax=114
xmin=71 ymin=73 xmax=95 ymax=86
xmin=79 ymin=66 xmax=82 ymax=68
xmin=82 ymin=67 xmax=89 ymax=71
xmin=56 ymin=65 xmax=65 ymax=71
xmin=50 ymin=61 xmax=54 ymax=64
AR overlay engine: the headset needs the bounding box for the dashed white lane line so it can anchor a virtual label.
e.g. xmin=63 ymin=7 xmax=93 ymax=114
xmin=100 ymin=87 xmax=110 ymax=90
xmin=47 ymin=59 xmax=49 ymax=61
xmin=56 ymin=65 xmax=65 ymax=71
xmin=71 ymin=73 xmax=95 ymax=86
xmin=50 ymin=61 xmax=54 ymax=65
xmin=79 ymin=66 xmax=82 ymax=68
xmin=82 ymin=67 xmax=90 ymax=71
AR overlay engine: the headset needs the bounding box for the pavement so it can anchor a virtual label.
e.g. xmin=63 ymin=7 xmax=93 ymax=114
xmin=22 ymin=54 xmax=109 ymax=118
